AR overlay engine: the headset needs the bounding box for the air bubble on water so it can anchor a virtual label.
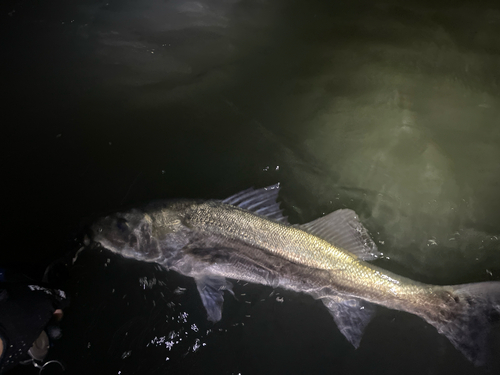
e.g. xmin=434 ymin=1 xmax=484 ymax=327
xmin=178 ymin=312 xmax=188 ymax=323
xmin=174 ymin=287 xmax=186 ymax=295
xmin=139 ymin=277 xmax=157 ymax=289
xmin=192 ymin=339 xmax=201 ymax=352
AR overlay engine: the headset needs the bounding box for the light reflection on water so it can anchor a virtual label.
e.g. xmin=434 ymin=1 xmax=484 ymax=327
xmin=7 ymin=0 xmax=500 ymax=373
xmin=68 ymin=256 xmax=284 ymax=374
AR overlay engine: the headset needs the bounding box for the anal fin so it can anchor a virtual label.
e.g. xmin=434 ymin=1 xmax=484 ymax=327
xmin=195 ymin=276 xmax=234 ymax=322
xmin=321 ymin=296 xmax=376 ymax=348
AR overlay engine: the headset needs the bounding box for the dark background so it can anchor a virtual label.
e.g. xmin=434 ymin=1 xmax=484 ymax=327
xmin=2 ymin=0 xmax=500 ymax=374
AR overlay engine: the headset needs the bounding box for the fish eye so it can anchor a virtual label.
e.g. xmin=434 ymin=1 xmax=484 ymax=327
xmin=116 ymin=218 xmax=129 ymax=232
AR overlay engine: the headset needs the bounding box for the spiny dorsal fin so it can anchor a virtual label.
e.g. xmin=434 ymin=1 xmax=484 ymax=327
xmin=299 ymin=209 xmax=380 ymax=261
xmin=222 ymin=184 xmax=288 ymax=224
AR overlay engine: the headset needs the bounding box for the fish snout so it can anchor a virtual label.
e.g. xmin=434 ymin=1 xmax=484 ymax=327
xmin=84 ymin=219 xmax=107 ymax=247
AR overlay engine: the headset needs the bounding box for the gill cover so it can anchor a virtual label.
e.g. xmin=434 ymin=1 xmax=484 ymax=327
xmin=91 ymin=209 xmax=161 ymax=261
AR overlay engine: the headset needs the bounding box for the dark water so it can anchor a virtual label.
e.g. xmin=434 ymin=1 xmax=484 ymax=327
xmin=3 ymin=0 xmax=500 ymax=374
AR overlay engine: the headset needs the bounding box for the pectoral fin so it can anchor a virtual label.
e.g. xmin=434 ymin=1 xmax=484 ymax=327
xmin=321 ymin=296 xmax=375 ymax=348
xmin=195 ymin=276 xmax=234 ymax=322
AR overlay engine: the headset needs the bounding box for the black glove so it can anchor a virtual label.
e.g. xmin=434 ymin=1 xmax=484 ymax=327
xmin=0 ymin=283 xmax=69 ymax=373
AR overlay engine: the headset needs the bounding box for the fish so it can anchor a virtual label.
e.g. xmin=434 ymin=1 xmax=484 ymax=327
xmin=89 ymin=184 xmax=500 ymax=365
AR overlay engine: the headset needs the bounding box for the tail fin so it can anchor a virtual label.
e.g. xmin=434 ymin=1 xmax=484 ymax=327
xmin=426 ymin=281 xmax=500 ymax=365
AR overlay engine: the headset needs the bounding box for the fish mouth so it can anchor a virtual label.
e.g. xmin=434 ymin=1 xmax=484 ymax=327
xmin=84 ymin=224 xmax=100 ymax=245
xmin=83 ymin=222 xmax=110 ymax=250
xmin=83 ymin=223 xmax=97 ymax=244
xmin=83 ymin=234 xmax=91 ymax=247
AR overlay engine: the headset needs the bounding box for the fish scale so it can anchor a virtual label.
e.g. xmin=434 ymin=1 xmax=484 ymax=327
xmin=91 ymin=184 xmax=500 ymax=365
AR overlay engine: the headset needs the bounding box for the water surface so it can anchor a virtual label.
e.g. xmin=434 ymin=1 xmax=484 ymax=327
xmin=2 ymin=0 xmax=500 ymax=374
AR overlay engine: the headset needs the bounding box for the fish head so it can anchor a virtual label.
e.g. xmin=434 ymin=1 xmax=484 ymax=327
xmin=90 ymin=209 xmax=162 ymax=262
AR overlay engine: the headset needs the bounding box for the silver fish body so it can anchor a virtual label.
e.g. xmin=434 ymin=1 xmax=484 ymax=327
xmin=90 ymin=185 xmax=500 ymax=365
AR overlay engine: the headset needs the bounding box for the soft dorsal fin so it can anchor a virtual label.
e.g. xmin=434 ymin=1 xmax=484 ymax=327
xmin=299 ymin=209 xmax=380 ymax=261
xmin=222 ymin=184 xmax=288 ymax=224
